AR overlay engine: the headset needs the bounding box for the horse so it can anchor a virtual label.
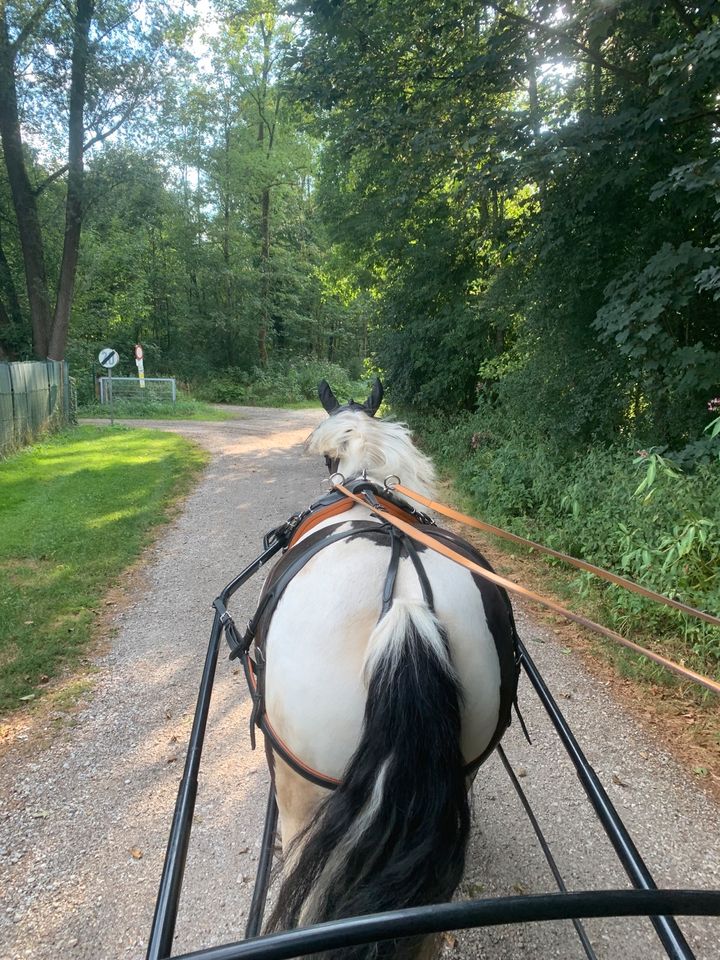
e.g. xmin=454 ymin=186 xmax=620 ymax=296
xmin=251 ymin=379 xmax=519 ymax=959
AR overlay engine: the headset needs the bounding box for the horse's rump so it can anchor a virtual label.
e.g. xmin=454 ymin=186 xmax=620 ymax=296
xmin=254 ymin=516 xmax=519 ymax=790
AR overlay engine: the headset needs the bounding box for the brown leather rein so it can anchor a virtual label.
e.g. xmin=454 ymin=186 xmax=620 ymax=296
xmin=334 ymin=482 xmax=720 ymax=697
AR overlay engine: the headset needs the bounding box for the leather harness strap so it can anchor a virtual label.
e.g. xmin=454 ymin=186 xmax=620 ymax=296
xmin=234 ymin=484 xmax=520 ymax=790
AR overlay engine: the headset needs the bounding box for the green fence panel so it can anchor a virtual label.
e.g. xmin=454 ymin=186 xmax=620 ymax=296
xmin=28 ymin=362 xmax=50 ymax=434
xmin=0 ymin=364 xmax=13 ymax=454
xmin=0 ymin=360 xmax=70 ymax=455
xmin=46 ymin=360 xmax=63 ymax=420
xmin=9 ymin=363 xmax=31 ymax=445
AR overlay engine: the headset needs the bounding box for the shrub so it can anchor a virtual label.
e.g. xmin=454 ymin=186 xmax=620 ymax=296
xmin=196 ymin=358 xmax=368 ymax=407
xmin=413 ymin=406 xmax=720 ymax=674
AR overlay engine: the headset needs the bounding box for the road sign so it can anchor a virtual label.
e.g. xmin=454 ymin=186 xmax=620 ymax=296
xmin=98 ymin=348 xmax=119 ymax=368
xmin=134 ymin=344 xmax=144 ymax=361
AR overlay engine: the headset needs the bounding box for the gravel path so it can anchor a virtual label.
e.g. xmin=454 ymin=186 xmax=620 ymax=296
xmin=1 ymin=408 xmax=718 ymax=960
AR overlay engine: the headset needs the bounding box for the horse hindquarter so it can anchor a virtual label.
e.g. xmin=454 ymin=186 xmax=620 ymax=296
xmin=263 ymin=531 xmax=513 ymax=959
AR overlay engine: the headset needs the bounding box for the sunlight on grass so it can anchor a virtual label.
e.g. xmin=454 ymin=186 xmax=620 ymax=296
xmin=83 ymin=506 xmax=146 ymax=529
xmin=0 ymin=426 xmax=208 ymax=711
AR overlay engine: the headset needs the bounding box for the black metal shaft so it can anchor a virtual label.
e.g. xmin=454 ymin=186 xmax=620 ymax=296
xmin=245 ymin=789 xmax=280 ymax=938
xmin=170 ymin=890 xmax=720 ymax=960
xmin=146 ymin=609 xmax=223 ymax=960
xmin=146 ymin=538 xmax=286 ymax=960
xmin=496 ymin=745 xmax=598 ymax=960
xmin=220 ymin=540 xmax=285 ymax=606
xmin=518 ymin=640 xmax=695 ymax=960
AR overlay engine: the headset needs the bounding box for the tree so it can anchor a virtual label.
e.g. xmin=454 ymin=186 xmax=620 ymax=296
xmin=291 ymin=0 xmax=720 ymax=448
xmin=0 ymin=1 xmax=191 ymax=360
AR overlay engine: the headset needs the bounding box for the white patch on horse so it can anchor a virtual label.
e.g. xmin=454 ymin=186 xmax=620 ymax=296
xmin=363 ymin=598 xmax=455 ymax=685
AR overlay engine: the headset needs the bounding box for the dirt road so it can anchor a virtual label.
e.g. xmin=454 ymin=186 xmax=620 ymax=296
xmin=1 ymin=408 xmax=717 ymax=960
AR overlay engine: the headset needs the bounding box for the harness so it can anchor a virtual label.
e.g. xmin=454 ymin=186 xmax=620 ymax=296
xmin=222 ymin=478 xmax=521 ymax=791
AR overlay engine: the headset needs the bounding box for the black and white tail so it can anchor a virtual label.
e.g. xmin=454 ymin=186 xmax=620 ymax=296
xmin=266 ymin=599 xmax=470 ymax=960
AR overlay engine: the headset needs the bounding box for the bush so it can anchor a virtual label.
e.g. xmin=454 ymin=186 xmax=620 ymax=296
xmin=413 ymin=405 xmax=720 ymax=673
xmin=196 ymin=358 xmax=369 ymax=407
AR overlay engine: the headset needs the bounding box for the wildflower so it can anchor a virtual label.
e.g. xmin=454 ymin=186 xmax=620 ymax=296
xmin=708 ymin=397 xmax=720 ymax=412
xmin=635 ymin=449 xmax=648 ymax=458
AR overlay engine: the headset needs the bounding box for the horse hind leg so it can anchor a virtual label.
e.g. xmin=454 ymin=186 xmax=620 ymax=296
xmin=272 ymin=751 xmax=330 ymax=857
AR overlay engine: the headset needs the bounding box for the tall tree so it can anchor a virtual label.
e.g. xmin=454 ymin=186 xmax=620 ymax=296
xmin=291 ymin=0 xmax=720 ymax=448
xmin=0 ymin=1 xmax=191 ymax=359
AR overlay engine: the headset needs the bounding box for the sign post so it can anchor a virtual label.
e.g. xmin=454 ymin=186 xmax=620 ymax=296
xmin=134 ymin=344 xmax=145 ymax=389
xmin=98 ymin=348 xmax=120 ymax=425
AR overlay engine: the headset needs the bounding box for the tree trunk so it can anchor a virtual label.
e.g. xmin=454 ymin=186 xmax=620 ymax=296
xmin=49 ymin=0 xmax=94 ymax=360
xmin=0 ymin=12 xmax=52 ymax=357
xmin=259 ymin=184 xmax=270 ymax=364
xmin=256 ymin=19 xmax=274 ymax=366
xmin=223 ymin=114 xmax=231 ymax=267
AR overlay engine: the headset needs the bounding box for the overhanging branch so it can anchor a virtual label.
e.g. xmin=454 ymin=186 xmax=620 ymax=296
xmin=32 ymin=100 xmax=140 ymax=196
xmin=10 ymin=0 xmax=55 ymax=57
xmin=488 ymin=2 xmax=645 ymax=86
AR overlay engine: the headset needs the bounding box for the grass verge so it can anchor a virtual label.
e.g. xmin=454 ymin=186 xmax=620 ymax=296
xmin=78 ymin=398 xmax=237 ymax=421
xmin=0 ymin=426 xmax=208 ymax=712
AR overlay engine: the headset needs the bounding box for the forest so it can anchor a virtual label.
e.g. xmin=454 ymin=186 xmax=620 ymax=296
xmin=1 ymin=2 xmax=718 ymax=669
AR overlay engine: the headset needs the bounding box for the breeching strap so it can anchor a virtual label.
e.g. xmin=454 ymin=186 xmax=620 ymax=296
xmin=388 ymin=482 xmax=720 ymax=630
xmin=334 ymin=483 xmax=720 ymax=697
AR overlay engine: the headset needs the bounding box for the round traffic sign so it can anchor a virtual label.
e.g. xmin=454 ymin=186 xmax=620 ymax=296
xmin=98 ymin=348 xmax=119 ymax=368
xmin=134 ymin=344 xmax=144 ymax=361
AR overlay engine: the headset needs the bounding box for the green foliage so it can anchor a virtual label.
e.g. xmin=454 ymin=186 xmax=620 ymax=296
xmin=77 ymin=398 xmax=235 ymax=421
xmin=195 ymin=357 xmax=368 ymax=407
xmin=0 ymin=427 xmax=207 ymax=710
xmin=293 ymin=0 xmax=720 ymax=454
xmin=415 ymin=406 xmax=720 ymax=674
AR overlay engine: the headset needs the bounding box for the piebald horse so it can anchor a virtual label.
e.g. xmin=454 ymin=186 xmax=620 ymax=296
xmin=255 ymin=380 xmax=519 ymax=958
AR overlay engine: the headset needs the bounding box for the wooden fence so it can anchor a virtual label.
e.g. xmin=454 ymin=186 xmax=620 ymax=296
xmin=0 ymin=360 xmax=72 ymax=455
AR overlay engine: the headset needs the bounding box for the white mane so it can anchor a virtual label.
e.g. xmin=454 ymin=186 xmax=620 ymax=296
xmin=306 ymin=410 xmax=437 ymax=500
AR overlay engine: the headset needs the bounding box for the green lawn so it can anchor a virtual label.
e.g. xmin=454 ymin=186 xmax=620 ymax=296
xmin=78 ymin=397 xmax=238 ymax=420
xmin=0 ymin=426 xmax=208 ymax=711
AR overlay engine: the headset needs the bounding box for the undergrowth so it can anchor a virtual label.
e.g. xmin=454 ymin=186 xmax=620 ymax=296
xmin=413 ymin=407 xmax=720 ymax=685
xmin=78 ymin=397 xmax=234 ymax=421
xmin=194 ymin=357 xmax=368 ymax=407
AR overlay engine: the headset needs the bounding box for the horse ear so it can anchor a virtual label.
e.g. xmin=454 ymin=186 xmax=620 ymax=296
xmin=363 ymin=378 xmax=384 ymax=416
xmin=318 ymin=380 xmax=339 ymax=414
